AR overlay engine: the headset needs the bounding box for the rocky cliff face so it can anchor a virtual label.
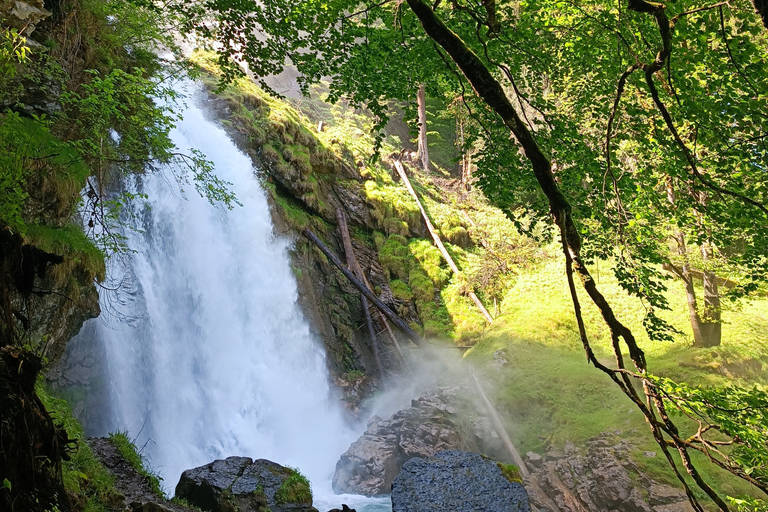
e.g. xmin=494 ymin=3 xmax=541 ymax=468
xmin=523 ymin=432 xmax=694 ymax=512
xmin=0 ymin=0 xmax=50 ymax=36
xmin=0 ymin=228 xmax=100 ymax=363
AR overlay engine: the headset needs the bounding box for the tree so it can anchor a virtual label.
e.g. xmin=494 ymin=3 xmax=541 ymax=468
xmin=416 ymin=83 xmax=429 ymax=170
xmin=162 ymin=0 xmax=768 ymax=508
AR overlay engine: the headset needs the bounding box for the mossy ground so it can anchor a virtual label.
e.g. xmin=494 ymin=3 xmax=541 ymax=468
xmin=274 ymin=468 xmax=312 ymax=505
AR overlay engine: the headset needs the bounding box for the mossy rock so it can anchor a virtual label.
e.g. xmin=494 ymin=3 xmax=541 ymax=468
xmin=443 ymin=225 xmax=471 ymax=248
xmin=383 ymin=217 xmax=410 ymax=237
xmin=390 ymin=279 xmax=413 ymax=301
xmin=378 ymin=234 xmax=412 ymax=280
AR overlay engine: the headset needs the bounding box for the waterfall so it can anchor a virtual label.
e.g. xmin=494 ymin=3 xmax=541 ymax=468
xmin=83 ymin=81 xmax=389 ymax=511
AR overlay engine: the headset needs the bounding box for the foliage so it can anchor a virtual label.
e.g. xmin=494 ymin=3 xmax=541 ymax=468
xmin=108 ymin=431 xmax=165 ymax=499
xmin=36 ymin=381 xmax=122 ymax=512
xmin=274 ymin=468 xmax=311 ymax=505
xmin=0 ymin=27 xmax=29 ymax=80
xmin=496 ymin=462 xmax=522 ymax=484
xmin=648 ymin=377 xmax=768 ymax=487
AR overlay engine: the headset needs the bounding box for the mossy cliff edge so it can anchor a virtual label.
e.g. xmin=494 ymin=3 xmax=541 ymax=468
xmin=188 ymin=51 xmax=533 ymax=392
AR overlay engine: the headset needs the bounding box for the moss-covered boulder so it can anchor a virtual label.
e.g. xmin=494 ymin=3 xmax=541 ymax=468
xmin=175 ymin=457 xmax=317 ymax=512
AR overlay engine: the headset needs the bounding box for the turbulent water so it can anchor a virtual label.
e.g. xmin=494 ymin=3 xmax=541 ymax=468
xmin=82 ymin=81 xmax=390 ymax=511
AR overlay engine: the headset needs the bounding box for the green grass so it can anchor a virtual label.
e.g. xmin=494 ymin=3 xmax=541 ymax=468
xmin=274 ymin=468 xmax=312 ymax=505
xmin=108 ymin=431 xmax=165 ymax=499
xmin=496 ymin=462 xmax=522 ymax=484
xmin=466 ymin=255 xmax=768 ymax=503
xmin=36 ymin=381 xmax=122 ymax=512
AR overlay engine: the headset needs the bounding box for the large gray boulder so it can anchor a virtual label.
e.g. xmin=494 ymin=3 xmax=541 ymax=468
xmin=332 ymin=388 xmax=503 ymax=495
xmin=391 ymin=450 xmax=531 ymax=512
xmin=175 ymin=456 xmax=318 ymax=512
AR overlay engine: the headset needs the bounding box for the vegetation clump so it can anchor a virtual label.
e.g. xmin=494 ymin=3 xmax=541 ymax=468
xmin=109 ymin=431 xmax=165 ymax=499
xmin=496 ymin=462 xmax=522 ymax=484
xmin=274 ymin=468 xmax=312 ymax=505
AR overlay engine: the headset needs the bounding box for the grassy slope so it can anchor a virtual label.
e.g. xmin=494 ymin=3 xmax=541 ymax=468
xmin=467 ymin=255 xmax=768 ymax=500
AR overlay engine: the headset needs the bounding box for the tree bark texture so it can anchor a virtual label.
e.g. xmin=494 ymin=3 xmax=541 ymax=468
xmin=417 ymin=84 xmax=430 ymax=171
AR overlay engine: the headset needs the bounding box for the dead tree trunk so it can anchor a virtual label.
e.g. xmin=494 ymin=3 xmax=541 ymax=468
xmin=393 ymin=159 xmax=494 ymax=324
xmin=302 ymin=228 xmax=428 ymax=348
xmin=336 ymin=209 xmax=385 ymax=376
xmin=458 ymin=117 xmax=471 ymax=190
xmin=417 ymin=84 xmax=430 ymax=171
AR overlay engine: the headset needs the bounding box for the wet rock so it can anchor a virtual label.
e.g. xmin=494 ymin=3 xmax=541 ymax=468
xmin=327 ymin=506 xmax=355 ymax=512
xmin=176 ymin=456 xmax=318 ymax=512
xmin=391 ymin=450 xmax=531 ymax=512
xmin=523 ymin=432 xmax=695 ymax=512
xmin=332 ymin=388 xmax=502 ymax=495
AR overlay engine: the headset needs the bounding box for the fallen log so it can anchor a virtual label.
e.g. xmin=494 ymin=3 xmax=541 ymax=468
xmin=336 ymin=209 xmax=384 ymax=377
xmin=302 ymin=228 xmax=427 ymax=348
xmin=392 ymin=159 xmax=494 ymax=324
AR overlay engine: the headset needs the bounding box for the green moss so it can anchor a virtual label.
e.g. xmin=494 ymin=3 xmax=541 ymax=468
xmin=383 ymin=217 xmax=410 ymax=236
xmin=0 ymin=113 xmax=91 ymax=234
xmin=365 ymin=180 xmax=422 ymax=233
xmin=378 ymin=234 xmax=413 ymax=280
xmin=496 ymin=462 xmax=522 ymax=484
xmin=24 ymin=223 xmax=106 ymax=281
xmin=409 ymin=239 xmax=450 ymax=287
xmin=274 ymin=469 xmax=312 ymax=505
xmin=390 ymin=279 xmax=413 ymax=301
xmin=109 ymin=431 xmax=165 ymax=499
xmin=416 ymin=299 xmax=453 ymax=339
xmin=409 ymin=268 xmax=434 ymax=302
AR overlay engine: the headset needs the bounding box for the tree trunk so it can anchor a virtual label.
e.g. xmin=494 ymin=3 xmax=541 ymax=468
xmin=666 ymin=178 xmax=707 ymax=347
xmin=302 ymin=228 xmax=427 ymax=348
xmin=458 ymin=117 xmax=471 ymax=189
xmin=417 ymin=84 xmax=430 ymax=171
xmin=336 ymin=209 xmax=385 ymax=375
xmin=695 ymin=191 xmax=721 ymax=348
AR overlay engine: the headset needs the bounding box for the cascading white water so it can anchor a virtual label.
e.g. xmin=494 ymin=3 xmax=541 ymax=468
xmin=91 ymin=81 xmax=390 ymax=511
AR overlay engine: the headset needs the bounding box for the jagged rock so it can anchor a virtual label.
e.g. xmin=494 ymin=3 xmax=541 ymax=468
xmin=327 ymin=506 xmax=356 ymax=512
xmin=523 ymin=432 xmax=695 ymax=512
xmin=0 ymin=0 xmax=51 ymax=35
xmin=175 ymin=456 xmax=319 ymax=512
xmin=391 ymin=450 xmax=531 ymax=512
xmin=0 ymin=347 xmax=69 ymax=512
xmin=332 ymin=388 xmax=502 ymax=495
